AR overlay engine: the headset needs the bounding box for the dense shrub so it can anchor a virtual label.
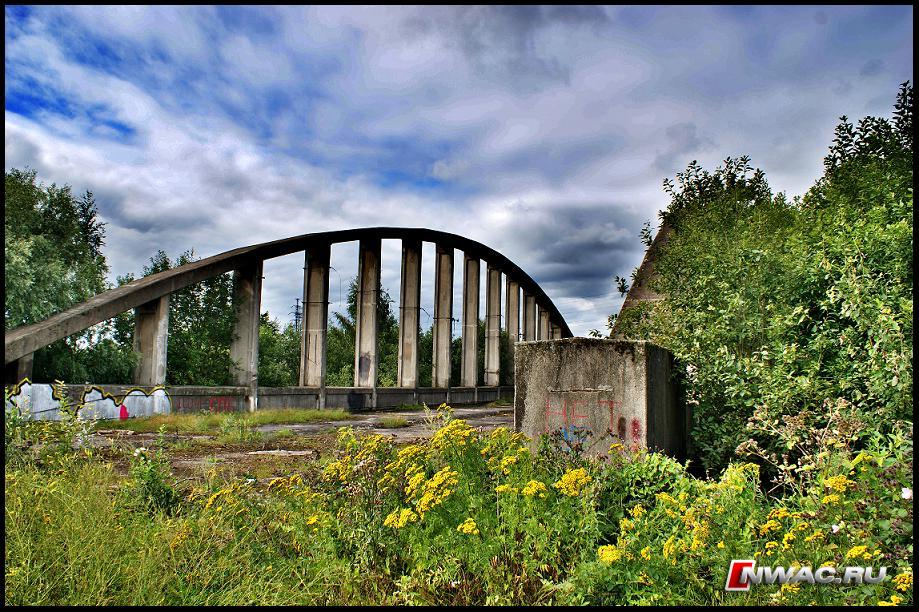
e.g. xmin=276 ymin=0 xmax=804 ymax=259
xmin=613 ymin=83 xmax=913 ymax=476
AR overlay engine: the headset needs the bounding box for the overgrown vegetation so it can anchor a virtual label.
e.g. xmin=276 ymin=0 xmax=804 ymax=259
xmin=97 ymin=408 xmax=352 ymax=434
xmin=4 ymin=403 xmax=912 ymax=605
xmin=611 ymin=83 xmax=913 ymax=479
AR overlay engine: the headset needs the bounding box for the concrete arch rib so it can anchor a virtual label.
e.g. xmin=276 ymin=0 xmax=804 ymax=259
xmin=5 ymin=227 xmax=573 ymax=363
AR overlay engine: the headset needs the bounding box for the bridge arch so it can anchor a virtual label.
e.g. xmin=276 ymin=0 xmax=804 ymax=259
xmin=5 ymin=227 xmax=572 ymax=408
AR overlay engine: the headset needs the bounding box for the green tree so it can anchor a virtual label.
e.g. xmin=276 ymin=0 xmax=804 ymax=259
xmin=325 ymin=276 xmax=400 ymax=387
xmin=257 ymin=314 xmax=300 ymax=387
xmin=5 ymin=168 xmax=136 ymax=383
xmin=613 ymin=83 xmax=913 ymax=475
xmin=119 ymin=250 xmax=236 ymax=386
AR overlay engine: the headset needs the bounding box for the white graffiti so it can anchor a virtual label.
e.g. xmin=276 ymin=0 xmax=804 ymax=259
xmin=5 ymin=381 xmax=171 ymax=421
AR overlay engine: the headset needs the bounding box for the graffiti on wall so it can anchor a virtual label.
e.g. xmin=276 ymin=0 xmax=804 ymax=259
xmin=4 ymin=379 xmax=171 ymax=421
xmin=79 ymin=386 xmax=171 ymax=420
xmin=4 ymin=379 xmax=67 ymax=421
xmin=171 ymin=395 xmax=238 ymax=413
xmin=542 ymin=393 xmax=643 ymax=453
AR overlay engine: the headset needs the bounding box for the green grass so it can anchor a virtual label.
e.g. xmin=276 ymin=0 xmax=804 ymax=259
xmin=97 ymin=408 xmax=352 ymax=434
xmin=377 ymin=416 xmax=409 ymax=429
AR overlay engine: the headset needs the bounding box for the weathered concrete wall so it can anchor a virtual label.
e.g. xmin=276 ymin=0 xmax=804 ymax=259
xmin=5 ymin=381 xmax=514 ymax=420
xmin=514 ymin=338 xmax=684 ymax=458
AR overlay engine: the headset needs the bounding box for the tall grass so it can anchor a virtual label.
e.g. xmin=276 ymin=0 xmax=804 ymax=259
xmin=97 ymin=408 xmax=351 ymax=434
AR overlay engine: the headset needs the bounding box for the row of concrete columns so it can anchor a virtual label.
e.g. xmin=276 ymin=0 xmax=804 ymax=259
xmin=123 ymin=240 xmax=563 ymax=396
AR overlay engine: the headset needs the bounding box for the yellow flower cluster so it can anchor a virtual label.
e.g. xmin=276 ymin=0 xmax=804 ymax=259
xmin=496 ymin=484 xmax=518 ymax=495
xmin=640 ymin=546 xmax=652 ymax=560
xmin=892 ymin=572 xmax=912 ymax=592
xmin=457 ymin=518 xmax=479 ymax=535
xmin=759 ymin=519 xmax=782 ymax=535
xmin=845 ymin=545 xmax=874 ymax=561
xmin=620 ymin=517 xmax=634 ymax=533
xmin=823 ymin=474 xmax=855 ymax=492
xmin=430 ymin=419 xmax=477 ymax=451
xmin=553 ymin=468 xmax=592 ymax=497
xmin=878 ymin=595 xmax=904 ymax=606
xmin=323 ymin=456 xmax=353 ymax=483
xmin=415 ymin=466 xmax=459 ymax=516
xmin=379 ymin=443 xmax=427 ymax=491
xmin=598 ymin=545 xmax=623 ymax=564
xmin=384 ymin=508 xmax=418 ymax=529
xmin=821 ymin=494 xmax=841 ymax=505
xmin=630 ymin=504 xmax=646 ymax=518
xmin=767 ymin=507 xmax=791 ymax=521
xmin=782 ymin=532 xmax=796 ymax=550
xmin=522 ymin=480 xmax=548 ymax=498
xmin=805 ymin=529 xmax=824 ymax=543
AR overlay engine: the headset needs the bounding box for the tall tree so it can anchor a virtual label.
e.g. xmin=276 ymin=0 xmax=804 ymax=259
xmin=5 ymin=168 xmax=136 ymax=383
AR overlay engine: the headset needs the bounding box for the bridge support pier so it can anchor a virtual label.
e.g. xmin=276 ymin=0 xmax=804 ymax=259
xmin=461 ymin=254 xmax=480 ymax=387
xmin=538 ymin=307 xmax=550 ymax=341
xmin=354 ymin=238 xmax=381 ymax=388
xmin=523 ymin=292 xmax=537 ymax=341
xmin=397 ymin=239 xmax=422 ymax=388
xmin=432 ymin=244 xmax=453 ymax=388
xmin=485 ymin=265 xmax=501 ymax=386
xmin=300 ymin=244 xmax=330 ymax=394
xmin=550 ymin=323 xmax=562 ymax=339
xmin=230 ymin=260 xmax=262 ymax=411
xmin=506 ymin=280 xmax=520 ymax=342
xmin=5 ymin=353 xmax=33 ymax=385
xmin=133 ymin=295 xmax=169 ymax=385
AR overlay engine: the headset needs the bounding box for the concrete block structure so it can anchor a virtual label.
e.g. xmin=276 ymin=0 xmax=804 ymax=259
xmin=514 ymin=338 xmax=684 ymax=459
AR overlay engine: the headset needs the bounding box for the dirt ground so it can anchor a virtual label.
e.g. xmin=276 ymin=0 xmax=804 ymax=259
xmin=88 ymin=403 xmax=513 ymax=482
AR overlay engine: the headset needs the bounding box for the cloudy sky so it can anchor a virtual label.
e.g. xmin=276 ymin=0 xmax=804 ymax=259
xmin=4 ymin=5 xmax=913 ymax=336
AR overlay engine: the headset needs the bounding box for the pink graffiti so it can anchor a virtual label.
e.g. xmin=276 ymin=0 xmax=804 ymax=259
xmin=119 ymin=404 xmax=129 ymax=420
xmin=543 ymin=397 xmax=588 ymax=433
xmin=631 ymin=418 xmax=642 ymax=442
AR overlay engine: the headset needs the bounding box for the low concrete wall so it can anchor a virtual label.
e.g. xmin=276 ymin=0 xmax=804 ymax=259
xmin=514 ymin=338 xmax=684 ymax=458
xmin=5 ymin=381 xmax=514 ymax=420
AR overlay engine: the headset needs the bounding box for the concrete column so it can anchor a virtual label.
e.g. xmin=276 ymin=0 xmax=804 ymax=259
xmin=133 ymin=295 xmax=170 ymax=385
xmin=550 ymin=323 xmax=562 ymax=339
xmin=353 ymin=238 xmax=381 ymax=388
xmin=230 ymin=260 xmax=263 ymax=411
xmin=538 ymin=307 xmax=550 ymax=341
xmin=484 ymin=264 xmax=501 ymax=386
xmin=461 ymin=254 xmax=480 ymax=387
xmin=397 ymin=239 xmax=422 ymax=388
xmin=299 ymin=244 xmax=330 ymax=388
xmin=5 ymin=353 xmax=34 ymax=385
xmin=523 ymin=292 xmax=537 ymax=341
xmin=432 ymin=243 xmax=453 ymax=388
xmin=505 ymin=279 xmax=520 ymax=342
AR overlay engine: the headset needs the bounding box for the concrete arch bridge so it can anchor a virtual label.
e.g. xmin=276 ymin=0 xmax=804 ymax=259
xmin=5 ymin=228 xmax=572 ymax=414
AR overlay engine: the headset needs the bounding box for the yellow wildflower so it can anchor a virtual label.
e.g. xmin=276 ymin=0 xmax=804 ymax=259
xmin=640 ymin=546 xmax=652 ymax=560
xmin=457 ymin=518 xmax=480 ymax=535
xmin=768 ymin=507 xmax=791 ymax=521
xmin=620 ymin=517 xmax=634 ymax=533
xmin=823 ymin=474 xmax=855 ymax=493
xmin=552 ymin=468 xmax=592 ymax=497
xmin=630 ymin=504 xmax=646 ymax=518
xmin=598 ymin=545 xmax=622 ymax=564
xmin=782 ymin=532 xmax=796 ymax=549
xmin=845 ymin=545 xmax=872 ymax=560
xmin=384 ymin=508 xmax=418 ymax=529
xmin=717 ymin=541 xmax=725 ymax=549
xmin=892 ymin=572 xmax=912 ymax=592
xmin=759 ymin=519 xmax=782 ymax=535
xmin=495 ymin=484 xmax=518 ymax=495
xmin=821 ymin=494 xmax=841 ymax=505
xmin=521 ymin=480 xmax=548 ymax=498
xmin=805 ymin=530 xmax=824 ymax=543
